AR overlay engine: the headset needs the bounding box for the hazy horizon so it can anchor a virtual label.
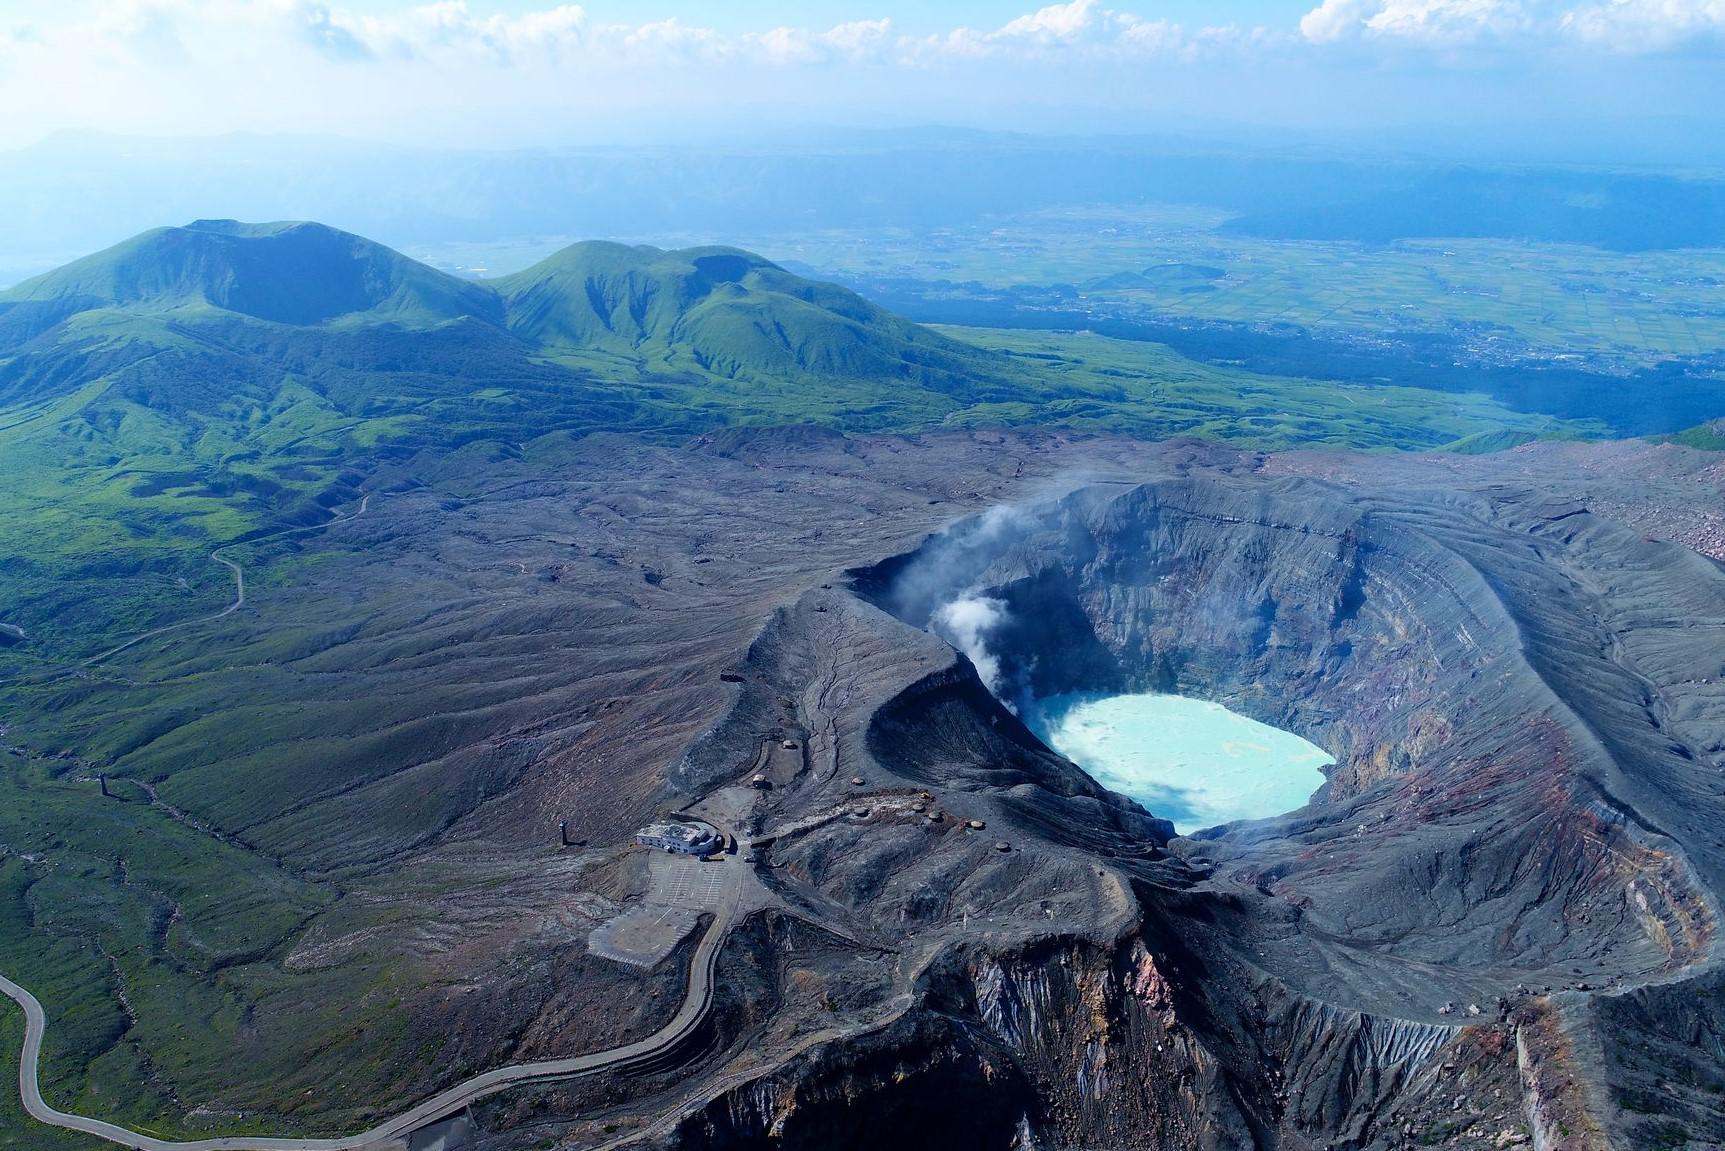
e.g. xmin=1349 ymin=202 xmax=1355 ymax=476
xmin=3 ymin=1 xmax=1722 ymax=156
xmin=6 ymin=1 xmax=1724 ymax=287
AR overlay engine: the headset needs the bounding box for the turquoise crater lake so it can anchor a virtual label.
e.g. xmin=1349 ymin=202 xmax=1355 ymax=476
xmin=1030 ymin=693 xmax=1334 ymax=834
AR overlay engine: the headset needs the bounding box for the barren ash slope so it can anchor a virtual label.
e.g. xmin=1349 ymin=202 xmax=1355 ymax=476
xmin=1 ymin=223 xmax=1724 ymax=1151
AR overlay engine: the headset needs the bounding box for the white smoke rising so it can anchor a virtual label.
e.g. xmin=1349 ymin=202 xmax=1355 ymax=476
xmin=884 ymin=496 xmax=1081 ymax=711
xmin=932 ymin=594 xmax=1010 ymax=699
xmin=885 ymin=502 xmax=1036 ymax=627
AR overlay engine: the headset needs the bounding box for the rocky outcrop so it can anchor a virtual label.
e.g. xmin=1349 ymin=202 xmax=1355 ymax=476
xmin=640 ymin=920 xmax=1529 ymax=1151
xmin=1573 ymin=965 xmax=1725 ymax=1149
xmin=661 ymin=1012 xmax=1035 ymax=1151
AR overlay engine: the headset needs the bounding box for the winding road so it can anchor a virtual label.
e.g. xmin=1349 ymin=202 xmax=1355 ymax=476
xmin=82 ymin=494 xmax=372 ymax=668
xmin=2 ymin=837 xmax=749 ymax=1150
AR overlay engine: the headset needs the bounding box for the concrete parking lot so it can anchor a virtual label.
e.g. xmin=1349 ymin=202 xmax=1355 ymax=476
xmin=587 ymin=852 xmax=729 ymax=967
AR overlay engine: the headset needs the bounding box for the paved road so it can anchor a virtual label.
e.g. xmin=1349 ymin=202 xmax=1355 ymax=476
xmin=0 ymin=835 xmax=748 ymax=1151
xmin=82 ymin=494 xmax=371 ymax=668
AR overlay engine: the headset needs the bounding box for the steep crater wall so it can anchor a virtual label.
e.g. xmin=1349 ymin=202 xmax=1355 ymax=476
xmin=853 ymin=477 xmax=1714 ymax=998
xmin=856 ymin=478 xmax=1516 ymax=813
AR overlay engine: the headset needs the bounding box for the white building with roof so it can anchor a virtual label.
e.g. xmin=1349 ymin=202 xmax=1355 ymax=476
xmin=635 ymin=819 xmax=721 ymax=856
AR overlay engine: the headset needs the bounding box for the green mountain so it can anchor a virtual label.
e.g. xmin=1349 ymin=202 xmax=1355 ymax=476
xmin=0 ymin=226 xmax=1005 ymax=393
xmin=1 ymin=219 xmax=501 ymax=330
xmin=497 ymin=241 xmax=994 ymax=392
xmin=0 ymin=223 xmax=1025 ymax=654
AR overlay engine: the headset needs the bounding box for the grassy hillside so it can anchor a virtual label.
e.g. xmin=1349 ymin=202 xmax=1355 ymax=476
xmin=1 ymin=219 xmax=501 ymax=328
xmin=0 ymin=998 xmax=105 ymax=1151
xmin=1666 ymin=414 xmax=1725 ymax=452
xmin=0 ymin=221 xmax=1605 ymax=660
xmin=498 ymin=241 xmax=1009 ymax=396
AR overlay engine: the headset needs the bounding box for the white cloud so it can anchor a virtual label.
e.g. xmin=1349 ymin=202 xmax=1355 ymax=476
xmin=1302 ymin=0 xmax=1377 ymax=42
xmin=3 ymin=0 xmax=1719 ymax=79
xmin=756 ymin=25 xmax=820 ymax=64
xmin=611 ymin=18 xmax=728 ymax=61
xmin=1302 ymin=0 xmax=1532 ymax=42
xmin=896 ymin=1 xmax=1248 ymax=63
xmin=1302 ymin=0 xmax=1725 ymax=47
xmin=0 ymin=0 xmax=1716 ymax=150
xmin=995 ymin=0 xmax=1101 ymax=42
xmin=1369 ymin=0 xmax=1529 ymax=39
xmin=750 ymin=18 xmax=894 ymax=65
xmin=1117 ymin=16 xmax=1187 ymax=51
xmin=44 ymin=0 xmax=1204 ymax=72
xmin=825 ymin=17 xmax=895 ymax=55
xmin=1560 ymin=0 xmax=1725 ymax=51
xmin=301 ymin=1 xmax=592 ymax=63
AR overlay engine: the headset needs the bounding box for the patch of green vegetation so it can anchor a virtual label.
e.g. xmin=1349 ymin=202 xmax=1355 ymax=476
xmin=1418 ymin=1115 xmax=1469 ymax=1145
xmin=0 ymin=750 xmax=431 ymax=1136
xmin=1440 ymin=428 xmax=1543 ymax=454
xmin=1665 ymin=417 xmax=1725 ymax=452
xmin=939 ymin=327 xmax=1601 ymax=452
xmin=0 ymin=1000 xmax=107 ymax=1150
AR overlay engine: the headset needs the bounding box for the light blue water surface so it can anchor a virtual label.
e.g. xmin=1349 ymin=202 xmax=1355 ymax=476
xmin=1031 ymin=693 xmax=1333 ymax=834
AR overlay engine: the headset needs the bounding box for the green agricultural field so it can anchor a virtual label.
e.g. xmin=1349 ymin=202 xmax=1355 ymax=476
xmin=1079 ymin=238 xmax=1725 ymax=360
xmin=937 ymin=326 xmax=1602 ymax=450
xmin=699 ymin=206 xmax=1725 ymax=363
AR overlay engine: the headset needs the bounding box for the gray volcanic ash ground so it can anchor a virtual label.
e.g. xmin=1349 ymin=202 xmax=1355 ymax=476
xmin=17 ymin=428 xmax=1725 ymax=1150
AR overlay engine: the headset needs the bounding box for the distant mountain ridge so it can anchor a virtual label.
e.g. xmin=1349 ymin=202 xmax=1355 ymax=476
xmin=0 ymin=221 xmax=1003 ymax=396
xmin=0 ymin=220 xmax=1040 ymax=653
xmin=1 ymin=219 xmax=502 ymax=328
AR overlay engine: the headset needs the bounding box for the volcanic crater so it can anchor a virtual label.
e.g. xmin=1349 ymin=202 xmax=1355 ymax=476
xmin=657 ymin=458 xmax=1725 ymax=1150
xmin=858 ymin=476 xmax=1715 ymax=997
xmin=11 ymin=432 xmax=1725 ymax=1151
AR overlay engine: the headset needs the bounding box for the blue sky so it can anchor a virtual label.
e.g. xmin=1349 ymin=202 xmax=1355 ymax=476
xmin=513 ymin=1 xmax=1313 ymax=31
xmin=348 ymin=2 xmax=1313 ymax=29
xmin=2 ymin=1 xmax=1721 ymax=154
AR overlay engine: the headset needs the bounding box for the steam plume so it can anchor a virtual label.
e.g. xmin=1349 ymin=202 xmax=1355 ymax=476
xmin=932 ymin=594 xmax=1010 ymax=700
